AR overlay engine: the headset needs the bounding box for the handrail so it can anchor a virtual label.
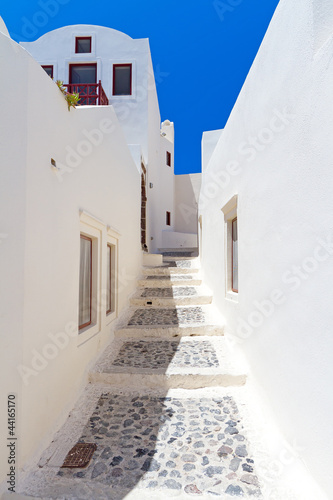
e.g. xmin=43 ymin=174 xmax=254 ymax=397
xmin=63 ymin=81 xmax=108 ymax=106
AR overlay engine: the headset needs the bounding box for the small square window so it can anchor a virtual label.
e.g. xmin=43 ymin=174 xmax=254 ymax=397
xmin=166 ymin=211 xmax=171 ymax=226
xmin=166 ymin=151 xmax=171 ymax=166
xmin=42 ymin=65 xmax=53 ymax=78
xmin=75 ymin=37 xmax=92 ymax=54
xmin=113 ymin=64 xmax=132 ymax=96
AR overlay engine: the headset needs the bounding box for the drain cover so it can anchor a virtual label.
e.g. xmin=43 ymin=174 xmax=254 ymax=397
xmin=61 ymin=443 xmax=97 ymax=468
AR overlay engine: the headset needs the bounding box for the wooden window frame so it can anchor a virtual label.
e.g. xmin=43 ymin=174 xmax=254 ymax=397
xmin=42 ymin=65 xmax=53 ymax=78
xmin=166 ymin=211 xmax=171 ymax=226
xmin=75 ymin=36 xmax=92 ymax=54
xmin=112 ymin=64 xmax=132 ymax=96
xmin=166 ymin=151 xmax=171 ymax=167
xmin=222 ymin=195 xmax=238 ymax=300
xmin=106 ymin=244 xmax=112 ymax=315
xmin=79 ymin=234 xmax=92 ymax=331
xmin=231 ymin=217 xmax=238 ymax=293
xmin=69 ymin=63 xmax=97 ymax=84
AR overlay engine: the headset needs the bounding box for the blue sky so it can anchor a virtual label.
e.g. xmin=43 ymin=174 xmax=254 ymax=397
xmin=1 ymin=0 xmax=280 ymax=174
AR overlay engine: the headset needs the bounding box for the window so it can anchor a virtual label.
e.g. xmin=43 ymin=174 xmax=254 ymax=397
xmin=232 ymin=218 xmax=238 ymax=292
xmin=106 ymin=227 xmax=119 ymax=323
xmin=166 ymin=151 xmax=171 ymax=167
xmin=69 ymin=63 xmax=97 ymax=84
xmin=79 ymin=235 xmax=92 ymax=330
xmin=106 ymin=243 xmax=116 ymax=315
xmin=222 ymin=195 xmax=238 ymax=299
xmin=42 ymin=65 xmax=53 ymax=78
xmin=113 ymin=64 xmax=132 ymax=96
xmin=166 ymin=211 xmax=171 ymax=226
xmin=75 ymin=37 xmax=92 ymax=53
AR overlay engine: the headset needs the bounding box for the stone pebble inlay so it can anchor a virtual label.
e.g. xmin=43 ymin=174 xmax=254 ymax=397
xmin=162 ymin=260 xmax=192 ymax=268
xmin=146 ymin=275 xmax=195 ymax=281
xmin=58 ymin=394 xmax=261 ymax=497
xmin=141 ymin=287 xmax=198 ymax=298
xmin=111 ymin=340 xmax=219 ymax=369
xmin=128 ymin=307 xmax=205 ymax=326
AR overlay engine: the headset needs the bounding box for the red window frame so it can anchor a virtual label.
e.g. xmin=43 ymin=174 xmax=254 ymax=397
xmin=113 ymin=64 xmax=132 ymax=96
xmin=166 ymin=211 xmax=171 ymax=226
xmin=106 ymin=244 xmax=112 ymax=315
xmin=75 ymin=36 xmax=92 ymax=54
xmin=231 ymin=217 xmax=238 ymax=293
xmin=69 ymin=63 xmax=97 ymax=84
xmin=79 ymin=235 xmax=92 ymax=330
xmin=42 ymin=65 xmax=53 ymax=78
xmin=166 ymin=151 xmax=171 ymax=167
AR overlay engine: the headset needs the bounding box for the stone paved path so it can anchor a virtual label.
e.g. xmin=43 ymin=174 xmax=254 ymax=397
xmin=16 ymin=256 xmax=263 ymax=500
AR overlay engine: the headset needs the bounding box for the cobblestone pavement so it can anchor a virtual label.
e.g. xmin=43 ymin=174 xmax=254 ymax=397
xmin=57 ymin=394 xmax=261 ymax=497
xmin=141 ymin=287 xmax=198 ymax=298
xmin=128 ymin=307 xmax=205 ymax=326
xmin=111 ymin=340 xmax=219 ymax=369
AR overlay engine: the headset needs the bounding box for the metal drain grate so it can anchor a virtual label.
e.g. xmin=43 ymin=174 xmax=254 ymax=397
xmin=61 ymin=443 xmax=97 ymax=468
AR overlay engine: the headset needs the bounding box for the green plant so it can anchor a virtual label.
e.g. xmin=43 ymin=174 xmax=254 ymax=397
xmin=55 ymin=80 xmax=80 ymax=111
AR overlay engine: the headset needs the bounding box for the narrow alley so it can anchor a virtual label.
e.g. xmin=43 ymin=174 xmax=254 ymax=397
xmin=10 ymin=255 xmax=304 ymax=499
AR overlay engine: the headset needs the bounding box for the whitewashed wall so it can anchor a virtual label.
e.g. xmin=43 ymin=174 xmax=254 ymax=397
xmin=20 ymin=26 xmax=175 ymax=255
xmin=199 ymin=0 xmax=333 ymax=497
xmin=20 ymin=25 xmax=151 ymax=159
xmin=0 ymin=31 xmax=141 ymax=485
xmin=148 ymin=120 xmax=175 ymax=252
xmin=175 ymin=173 xmax=201 ymax=236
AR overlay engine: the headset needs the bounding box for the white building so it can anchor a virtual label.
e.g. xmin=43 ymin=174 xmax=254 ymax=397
xmin=0 ymin=19 xmax=198 ymax=486
xmin=19 ymin=24 xmax=191 ymax=254
xmin=199 ymin=0 xmax=333 ymax=497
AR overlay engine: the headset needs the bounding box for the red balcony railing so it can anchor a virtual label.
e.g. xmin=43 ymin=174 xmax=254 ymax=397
xmin=64 ymin=80 xmax=108 ymax=106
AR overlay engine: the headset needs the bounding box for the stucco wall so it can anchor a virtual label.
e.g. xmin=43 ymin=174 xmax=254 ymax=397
xmin=20 ymin=25 xmax=151 ymax=160
xmin=175 ymin=173 xmax=201 ymax=236
xmin=199 ymin=0 xmax=333 ymax=496
xmin=0 ymin=32 xmax=141 ymax=484
xmin=20 ymin=25 xmax=175 ymax=256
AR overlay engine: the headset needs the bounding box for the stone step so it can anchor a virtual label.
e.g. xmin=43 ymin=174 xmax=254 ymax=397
xmin=138 ymin=275 xmax=202 ymax=288
xmin=90 ymin=337 xmax=246 ymax=390
xmin=142 ymin=265 xmax=200 ymax=276
xmin=130 ymin=286 xmax=212 ymax=307
xmin=159 ymin=247 xmax=199 ymax=257
xmin=115 ymin=324 xmax=224 ymax=339
xmin=115 ymin=305 xmax=225 ymax=338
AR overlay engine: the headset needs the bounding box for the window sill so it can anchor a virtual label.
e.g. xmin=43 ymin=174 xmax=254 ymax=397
xmin=226 ymin=290 xmax=238 ymax=303
xmin=78 ymin=322 xmax=100 ymax=347
xmin=106 ymin=311 xmax=117 ymax=326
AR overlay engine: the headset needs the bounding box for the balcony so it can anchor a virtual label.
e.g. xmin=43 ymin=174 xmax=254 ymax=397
xmin=64 ymin=81 xmax=108 ymax=106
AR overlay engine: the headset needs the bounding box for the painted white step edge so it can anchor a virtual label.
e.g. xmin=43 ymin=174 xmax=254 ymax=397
xmin=115 ymin=324 xmax=224 ymax=338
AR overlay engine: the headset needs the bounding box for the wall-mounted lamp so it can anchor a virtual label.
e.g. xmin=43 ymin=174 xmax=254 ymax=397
xmin=149 ymin=183 xmax=153 ymax=188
